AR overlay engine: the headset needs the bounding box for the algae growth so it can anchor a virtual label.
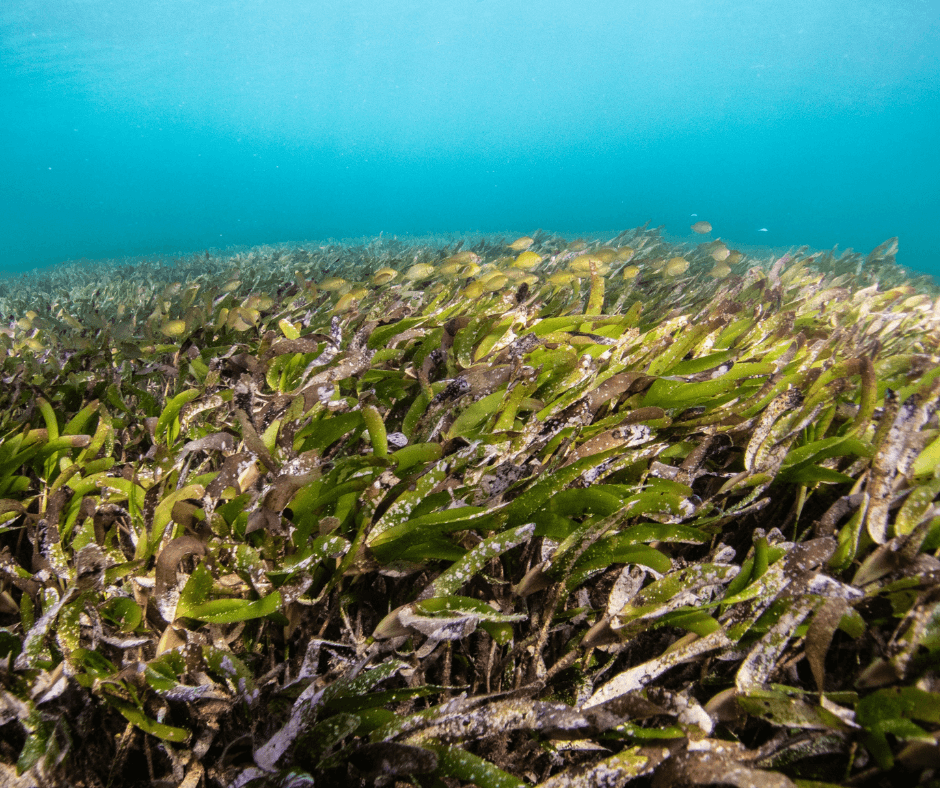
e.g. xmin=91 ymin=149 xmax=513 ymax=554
xmin=0 ymin=225 xmax=938 ymax=787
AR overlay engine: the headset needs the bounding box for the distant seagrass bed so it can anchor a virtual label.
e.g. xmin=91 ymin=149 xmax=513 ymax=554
xmin=1 ymin=224 xmax=939 ymax=788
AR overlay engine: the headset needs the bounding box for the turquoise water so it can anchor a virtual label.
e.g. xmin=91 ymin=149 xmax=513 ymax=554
xmin=2 ymin=1 xmax=938 ymax=278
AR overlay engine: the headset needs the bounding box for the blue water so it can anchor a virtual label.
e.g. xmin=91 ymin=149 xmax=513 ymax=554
xmin=2 ymin=1 xmax=938 ymax=278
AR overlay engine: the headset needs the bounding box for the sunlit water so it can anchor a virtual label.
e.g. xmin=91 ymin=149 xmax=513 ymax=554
xmin=2 ymin=1 xmax=937 ymax=279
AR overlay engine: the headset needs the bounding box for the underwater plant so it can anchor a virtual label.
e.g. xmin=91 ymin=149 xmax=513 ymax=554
xmin=0 ymin=226 xmax=938 ymax=787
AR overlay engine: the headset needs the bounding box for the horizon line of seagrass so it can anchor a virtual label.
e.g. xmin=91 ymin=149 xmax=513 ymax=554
xmin=0 ymin=225 xmax=938 ymax=787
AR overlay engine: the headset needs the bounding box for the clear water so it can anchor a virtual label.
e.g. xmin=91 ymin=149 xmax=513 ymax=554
xmin=2 ymin=0 xmax=938 ymax=278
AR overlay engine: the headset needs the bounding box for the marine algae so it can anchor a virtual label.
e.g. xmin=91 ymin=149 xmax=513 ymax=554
xmin=0 ymin=226 xmax=938 ymax=787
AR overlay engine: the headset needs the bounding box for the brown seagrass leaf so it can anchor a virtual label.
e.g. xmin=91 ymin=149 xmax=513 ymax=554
xmin=226 ymin=352 xmax=260 ymax=375
xmin=588 ymin=692 xmax=667 ymax=721
xmin=853 ymin=519 xmax=940 ymax=587
xmin=204 ymin=452 xmax=255 ymax=499
xmin=459 ymin=364 xmax=513 ymax=396
xmin=684 ymin=360 xmax=736 ymax=383
xmin=813 ymin=493 xmax=867 ymax=537
xmin=866 ymin=389 xmax=936 ymax=543
xmin=674 ymin=434 xmax=718 ymax=485
xmin=72 ymin=496 xmax=98 ymax=542
xmin=584 ymin=630 xmax=732 ymax=709
xmin=178 ymin=432 xmax=236 ymax=457
xmin=263 ymin=451 xmax=322 ymax=512
xmin=784 ymin=536 xmax=837 ymax=574
xmin=569 ymin=424 xmax=654 ymax=463
xmin=263 ymin=336 xmax=331 ymax=360
xmin=245 ymin=507 xmax=281 ymax=536
xmin=607 ymin=565 xmax=647 ymax=617
xmin=736 ymin=597 xmax=819 ymax=692
xmin=0 ymin=499 xmax=30 ymax=518
xmin=744 ymin=387 xmax=803 ymax=472
xmin=42 ymin=488 xmax=71 ymax=534
xmin=349 ymin=742 xmax=437 ymax=783
xmin=805 ymin=597 xmax=850 ymax=692
xmin=73 ymin=543 xmax=107 ymax=592
xmin=402 ymin=698 xmax=591 ymax=745
xmin=296 ymin=346 xmax=375 ymax=396
xmin=154 ymin=536 xmax=207 ymax=623
xmin=583 ymin=372 xmax=645 ymax=412
xmin=620 ymin=406 xmax=667 ymax=425
xmin=234 ymin=409 xmax=279 ymax=473
xmin=92 ymin=502 xmax=131 ymax=550
xmin=170 ymin=500 xmax=201 ymax=532
xmin=652 ymin=743 xmax=798 ymax=788
xmin=536 ymin=745 xmax=669 ymax=788
xmin=645 ymin=688 xmax=714 ymax=735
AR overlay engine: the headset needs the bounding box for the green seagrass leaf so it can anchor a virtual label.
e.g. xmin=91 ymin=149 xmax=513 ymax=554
xmin=181 ymin=592 xmax=282 ymax=624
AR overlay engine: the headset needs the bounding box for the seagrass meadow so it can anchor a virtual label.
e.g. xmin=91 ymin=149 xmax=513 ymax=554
xmin=1 ymin=226 xmax=939 ymax=788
